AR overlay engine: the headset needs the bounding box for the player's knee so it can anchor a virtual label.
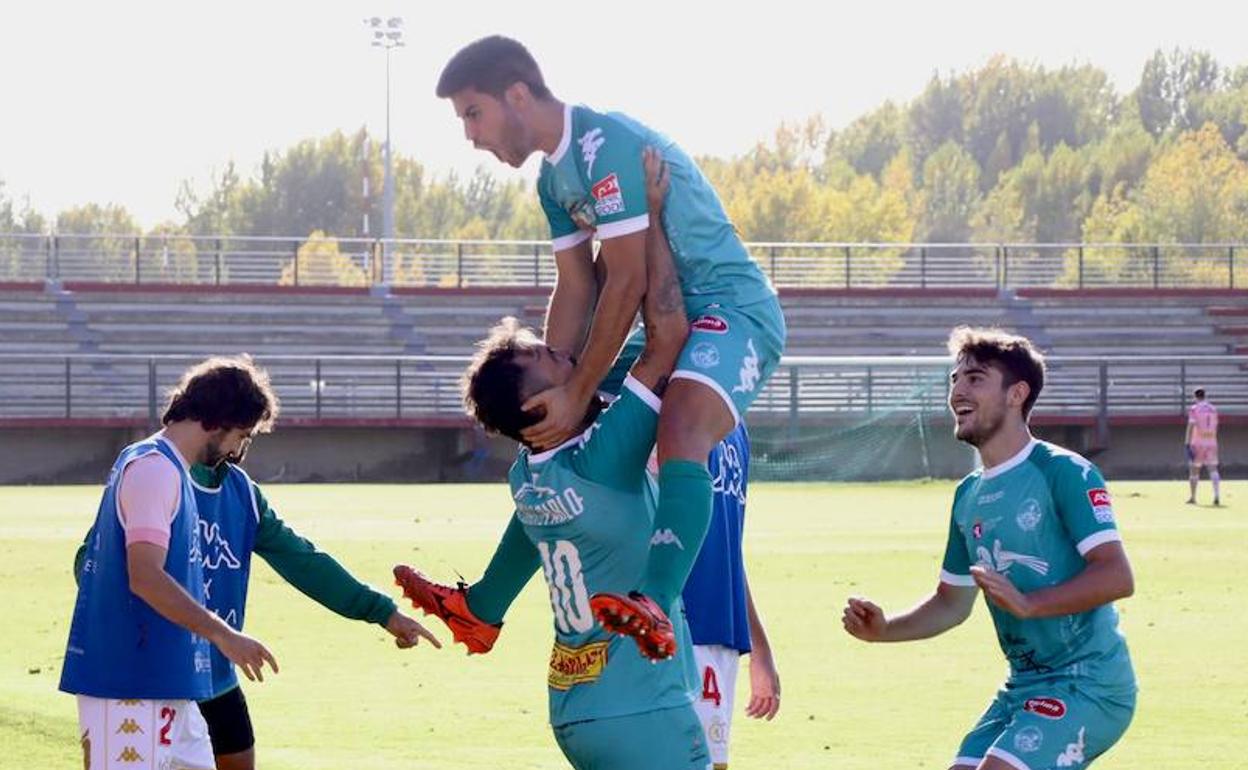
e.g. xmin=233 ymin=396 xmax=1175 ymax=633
xmin=657 ymin=382 xmax=734 ymax=462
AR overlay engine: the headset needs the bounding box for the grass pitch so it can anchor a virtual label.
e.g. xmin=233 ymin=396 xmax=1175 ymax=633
xmin=1 ymin=480 xmax=1243 ymax=769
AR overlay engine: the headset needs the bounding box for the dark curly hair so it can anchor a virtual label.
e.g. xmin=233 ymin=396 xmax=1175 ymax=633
xmin=162 ymin=355 xmax=279 ymax=433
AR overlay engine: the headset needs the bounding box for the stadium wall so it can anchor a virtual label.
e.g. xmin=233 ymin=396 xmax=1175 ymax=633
xmin=1 ymin=420 xmax=1240 ymax=485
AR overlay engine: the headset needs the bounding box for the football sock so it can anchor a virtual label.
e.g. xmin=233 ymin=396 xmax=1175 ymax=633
xmin=640 ymin=459 xmax=713 ymax=610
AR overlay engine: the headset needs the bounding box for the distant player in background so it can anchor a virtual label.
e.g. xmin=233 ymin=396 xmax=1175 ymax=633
xmin=843 ymin=329 xmax=1137 ymax=770
xmin=1186 ymin=387 xmax=1221 ymax=506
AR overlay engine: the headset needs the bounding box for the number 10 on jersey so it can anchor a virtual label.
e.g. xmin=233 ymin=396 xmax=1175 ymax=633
xmin=537 ymin=540 xmax=594 ymax=634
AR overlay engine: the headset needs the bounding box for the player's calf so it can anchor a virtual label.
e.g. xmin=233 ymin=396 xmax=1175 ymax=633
xmin=392 ymin=565 xmax=500 ymax=654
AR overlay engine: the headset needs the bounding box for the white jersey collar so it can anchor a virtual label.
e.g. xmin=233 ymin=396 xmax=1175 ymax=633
xmin=980 ymin=437 xmax=1038 ymax=480
xmin=545 ymin=103 xmax=574 ymax=165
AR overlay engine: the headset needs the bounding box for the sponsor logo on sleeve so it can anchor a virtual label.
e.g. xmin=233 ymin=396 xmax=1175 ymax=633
xmin=1087 ymin=488 xmax=1114 ymax=523
xmin=591 ymin=173 xmax=625 ymax=217
xmin=1023 ymin=697 xmax=1067 ymax=719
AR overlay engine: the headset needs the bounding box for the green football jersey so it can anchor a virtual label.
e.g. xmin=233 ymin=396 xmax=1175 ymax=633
xmin=508 ymin=375 xmax=697 ymax=726
xmin=941 ymin=440 xmax=1136 ymax=691
xmin=537 ymin=103 xmax=776 ymax=315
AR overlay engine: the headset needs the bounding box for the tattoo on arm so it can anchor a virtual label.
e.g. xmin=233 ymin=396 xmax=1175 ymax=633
xmin=656 ymin=274 xmax=683 ymax=314
xmin=652 ymin=375 xmax=669 ymax=397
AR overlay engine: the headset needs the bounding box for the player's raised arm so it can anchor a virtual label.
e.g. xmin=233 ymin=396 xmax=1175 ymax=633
xmin=628 ymin=147 xmax=687 ymax=393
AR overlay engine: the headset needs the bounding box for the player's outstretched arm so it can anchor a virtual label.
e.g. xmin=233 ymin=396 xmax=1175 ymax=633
xmin=842 ymin=582 xmax=977 ymax=643
xmin=972 ymin=541 xmax=1134 ymax=619
xmin=127 ymin=542 xmax=278 ymax=682
xmin=628 ymin=146 xmax=687 ymax=394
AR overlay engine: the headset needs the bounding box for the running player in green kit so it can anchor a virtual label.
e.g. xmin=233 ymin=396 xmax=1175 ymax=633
xmin=435 ymin=36 xmax=786 ymax=659
xmin=394 ymin=149 xmax=710 ymax=769
xmin=843 ymin=328 xmax=1137 ymax=770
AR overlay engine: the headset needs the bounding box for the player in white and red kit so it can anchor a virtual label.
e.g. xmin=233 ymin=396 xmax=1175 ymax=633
xmin=1186 ymin=387 xmax=1221 ymax=506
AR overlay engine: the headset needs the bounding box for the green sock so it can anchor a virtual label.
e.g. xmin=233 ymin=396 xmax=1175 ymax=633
xmin=640 ymin=459 xmax=713 ymax=609
xmin=467 ymin=515 xmax=541 ymax=625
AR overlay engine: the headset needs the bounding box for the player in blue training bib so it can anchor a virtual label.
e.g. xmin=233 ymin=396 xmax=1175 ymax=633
xmin=60 ymin=357 xmax=281 ymax=770
xmin=437 ymin=36 xmax=786 ymax=661
xmin=394 ymin=152 xmax=710 ymax=769
xmin=842 ymin=328 xmax=1137 ymax=770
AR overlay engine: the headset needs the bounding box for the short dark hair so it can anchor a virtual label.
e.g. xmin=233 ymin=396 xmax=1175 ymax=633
xmin=1194 ymin=387 xmax=1206 ymax=399
xmin=162 ymin=356 xmax=279 ymax=432
xmin=462 ymin=317 xmax=543 ymax=443
xmin=436 ymin=35 xmax=551 ymax=100
xmin=948 ymin=326 xmax=1046 ymax=418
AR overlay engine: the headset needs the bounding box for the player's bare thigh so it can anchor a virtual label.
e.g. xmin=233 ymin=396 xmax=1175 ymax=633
xmin=657 ymin=379 xmax=735 ymax=464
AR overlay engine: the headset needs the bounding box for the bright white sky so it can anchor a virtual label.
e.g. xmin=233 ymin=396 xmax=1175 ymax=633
xmin=1 ymin=0 xmax=1244 ymax=227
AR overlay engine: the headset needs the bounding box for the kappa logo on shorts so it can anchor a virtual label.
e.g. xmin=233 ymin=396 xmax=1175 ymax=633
xmin=1014 ymin=725 xmax=1044 ymax=753
xmin=731 ymin=339 xmax=760 ymax=394
xmin=691 ymin=315 xmax=729 ymax=334
xmin=114 ymin=718 xmax=144 ymax=735
xmin=691 ymin=342 xmax=721 ymax=369
xmin=591 ymin=173 xmax=625 ymax=217
xmin=1056 ymin=726 xmax=1087 ymax=767
xmin=116 ymin=746 xmax=145 ymax=763
xmin=1023 ymin=697 xmax=1067 ymax=719
xmin=650 ymin=528 xmax=685 ymax=550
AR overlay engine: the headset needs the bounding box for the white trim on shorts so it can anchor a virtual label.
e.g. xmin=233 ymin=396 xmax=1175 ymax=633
xmin=670 ymin=370 xmax=742 ymax=426
xmin=951 ymin=757 xmax=982 ymax=768
xmin=985 ymin=746 xmax=1033 ymax=770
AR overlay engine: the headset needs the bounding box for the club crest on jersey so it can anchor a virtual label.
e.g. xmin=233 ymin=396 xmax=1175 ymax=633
xmin=1016 ymin=498 xmax=1042 ymax=531
xmin=1087 ymin=488 xmax=1114 ymax=523
xmin=691 ymin=315 xmax=729 ymax=334
xmin=591 ymin=173 xmax=625 ymax=217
